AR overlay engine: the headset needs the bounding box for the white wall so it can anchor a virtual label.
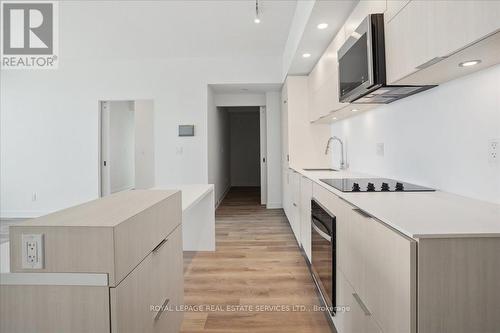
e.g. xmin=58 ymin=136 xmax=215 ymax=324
xmin=265 ymin=92 xmax=283 ymax=208
xmin=229 ymin=110 xmax=261 ymax=187
xmin=134 ymin=100 xmax=155 ymax=189
xmin=331 ymin=65 xmax=500 ymax=204
xmin=207 ymin=89 xmax=231 ymax=206
xmin=108 ymin=101 xmax=135 ymax=193
xmin=0 ymin=56 xmax=281 ymax=217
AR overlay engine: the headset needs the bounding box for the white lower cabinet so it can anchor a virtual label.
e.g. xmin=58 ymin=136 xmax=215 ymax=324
xmin=289 ymin=170 xmax=301 ymax=242
xmin=299 ymin=176 xmax=312 ymax=261
xmin=282 ymin=167 xmax=291 ymax=220
xmin=283 ymin=168 xmax=301 ymax=242
xmin=335 ymin=270 xmax=382 ymax=333
xmin=312 ymin=183 xmax=416 ymax=333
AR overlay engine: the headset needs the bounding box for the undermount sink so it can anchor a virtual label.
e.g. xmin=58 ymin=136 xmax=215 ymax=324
xmin=303 ymin=168 xmax=339 ymax=172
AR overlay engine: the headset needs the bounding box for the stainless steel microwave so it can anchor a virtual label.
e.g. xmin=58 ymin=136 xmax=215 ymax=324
xmin=337 ymin=14 xmax=435 ymax=104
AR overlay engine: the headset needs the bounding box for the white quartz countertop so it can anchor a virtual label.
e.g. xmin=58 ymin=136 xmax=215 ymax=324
xmin=292 ymin=167 xmax=500 ymax=239
xmin=154 ymin=184 xmax=214 ymax=211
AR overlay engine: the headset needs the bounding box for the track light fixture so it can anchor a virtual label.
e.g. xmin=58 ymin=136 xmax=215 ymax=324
xmin=254 ymin=0 xmax=261 ymax=24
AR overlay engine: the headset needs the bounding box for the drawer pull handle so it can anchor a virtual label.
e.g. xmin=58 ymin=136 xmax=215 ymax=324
xmin=352 ymin=293 xmax=371 ymax=316
xmin=152 ymin=238 xmax=168 ymax=253
xmin=415 ymin=56 xmax=447 ymax=70
xmin=153 ymin=298 xmax=170 ymax=321
xmin=352 ymin=208 xmax=372 ymax=218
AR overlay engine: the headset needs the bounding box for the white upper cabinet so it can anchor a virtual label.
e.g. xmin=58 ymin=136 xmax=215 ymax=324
xmin=282 ymin=76 xmax=331 ymax=167
xmin=384 ymin=0 xmax=410 ymax=23
xmin=385 ymin=0 xmax=500 ymax=83
xmin=308 ymin=0 xmax=386 ymax=123
xmin=431 ymin=1 xmax=500 ymax=58
xmin=308 ymin=27 xmax=348 ymax=122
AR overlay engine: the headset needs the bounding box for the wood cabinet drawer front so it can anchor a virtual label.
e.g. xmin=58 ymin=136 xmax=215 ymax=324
xmin=111 ymin=226 xmax=184 ymax=333
xmin=0 ymin=285 xmax=110 ymax=333
xmin=334 ymin=270 xmax=382 ymax=333
xmin=347 ymin=209 xmax=416 ymax=333
xmin=114 ymin=191 xmax=182 ymax=285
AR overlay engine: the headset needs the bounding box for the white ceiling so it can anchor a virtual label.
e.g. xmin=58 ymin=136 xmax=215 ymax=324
xmin=288 ymin=0 xmax=358 ymax=75
xmin=61 ymin=0 xmax=297 ymax=59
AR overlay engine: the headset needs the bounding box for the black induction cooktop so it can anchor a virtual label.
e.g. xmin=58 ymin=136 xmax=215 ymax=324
xmin=320 ymin=178 xmax=435 ymax=193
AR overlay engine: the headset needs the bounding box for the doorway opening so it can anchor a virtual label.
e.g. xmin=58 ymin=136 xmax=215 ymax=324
xmin=98 ymin=100 xmax=155 ymax=197
xmin=209 ymin=106 xmax=267 ymax=206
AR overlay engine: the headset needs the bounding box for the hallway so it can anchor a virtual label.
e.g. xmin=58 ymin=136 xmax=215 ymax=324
xmin=181 ymin=187 xmax=332 ymax=332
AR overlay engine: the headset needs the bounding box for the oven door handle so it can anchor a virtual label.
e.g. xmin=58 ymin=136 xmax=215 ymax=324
xmin=312 ymin=221 xmax=331 ymax=243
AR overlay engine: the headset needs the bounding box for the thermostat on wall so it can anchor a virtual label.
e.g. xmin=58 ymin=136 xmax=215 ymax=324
xmin=178 ymin=125 xmax=195 ymax=137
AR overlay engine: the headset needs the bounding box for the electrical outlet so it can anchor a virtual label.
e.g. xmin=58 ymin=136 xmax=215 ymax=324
xmin=21 ymin=234 xmax=44 ymax=269
xmin=32 ymin=192 xmax=37 ymax=201
xmin=376 ymin=143 xmax=385 ymax=157
xmin=489 ymin=139 xmax=499 ymax=163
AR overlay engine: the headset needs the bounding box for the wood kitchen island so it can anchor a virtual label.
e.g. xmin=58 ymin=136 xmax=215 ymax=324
xmin=0 ymin=190 xmax=184 ymax=333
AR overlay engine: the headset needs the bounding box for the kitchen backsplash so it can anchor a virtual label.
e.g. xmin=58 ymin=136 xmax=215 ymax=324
xmin=331 ymin=64 xmax=500 ymax=204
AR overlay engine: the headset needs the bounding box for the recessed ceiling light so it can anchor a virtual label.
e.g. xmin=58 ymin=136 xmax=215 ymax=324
xmin=254 ymin=17 xmax=261 ymax=24
xmin=458 ymin=60 xmax=481 ymax=67
xmin=332 ymin=117 xmax=337 ymax=120
xmin=317 ymin=23 xmax=328 ymax=30
xmin=302 ymin=53 xmax=311 ymax=58
xmin=351 ymin=108 xmax=359 ymax=112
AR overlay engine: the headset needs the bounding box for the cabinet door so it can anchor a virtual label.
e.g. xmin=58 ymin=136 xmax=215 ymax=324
xmin=308 ymin=28 xmax=347 ymax=122
xmin=431 ymin=0 xmax=500 ymax=58
xmin=290 ymin=171 xmax=301 ymax=242
xmin=281 ymin=85 xmax=289 ymax=166
xmin=282 ymin=168 xmax=291 ymax=220
xmin=385 ymin=0 xmax=435 ymax=83
xmin=111 ymin=226 xmax=184 ymax=333
xmin=385 ymin=0 xmax=411 ymax=23
xmin=299 ymin=176 xmax=312 ymax=261
xmin=348 ymin=209 xmax=416 ymax=333
xmin=334 ymin=270 xmax=382 ymax=333
xmin=386 ymin=0 xmax=500 ymax=84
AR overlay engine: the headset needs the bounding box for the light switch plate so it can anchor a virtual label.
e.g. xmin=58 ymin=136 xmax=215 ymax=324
xmin=376 ymin=143 xmax=385 ymax=157
xmin=21 ymin=234 xmax=44 ymax=269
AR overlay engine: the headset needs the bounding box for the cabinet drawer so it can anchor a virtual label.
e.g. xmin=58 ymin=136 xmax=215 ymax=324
xmin=113 ymin=191 xmax=182 ymax=285
xmin=346 ymin=208 xmax=416 ymax=333
xmin=334 ymin=270 xmax=382 ymax=333
xmin=111 ymin=226 xmax=184 ymax=333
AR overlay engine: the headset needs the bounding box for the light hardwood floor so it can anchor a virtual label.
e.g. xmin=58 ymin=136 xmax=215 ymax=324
xmin=181 ymin=187 xmax=332 ymax=333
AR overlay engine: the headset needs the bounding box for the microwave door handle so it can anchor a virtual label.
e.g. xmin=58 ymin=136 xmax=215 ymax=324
xmin=312 ymin=221 xmax=332 ymax=243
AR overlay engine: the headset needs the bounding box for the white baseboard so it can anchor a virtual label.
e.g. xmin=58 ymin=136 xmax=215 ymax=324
xmin=0 ymin=211 xmax=48 ymax=219
xmin=215 ymin=185 xmax=231 ymax=209
xmin=266 ymin=202 xmax=283 ymax=209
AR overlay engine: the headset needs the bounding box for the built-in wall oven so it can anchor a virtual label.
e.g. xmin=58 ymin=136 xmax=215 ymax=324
xmin=310 ymin=200 xmax=336 ymax=315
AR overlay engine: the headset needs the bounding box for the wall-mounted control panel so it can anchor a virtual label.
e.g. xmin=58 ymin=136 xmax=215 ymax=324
xmin=178 ymin=125 xmax=195 ymax=137
xmin=21 ymin=233 xmax=44 ymax=269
